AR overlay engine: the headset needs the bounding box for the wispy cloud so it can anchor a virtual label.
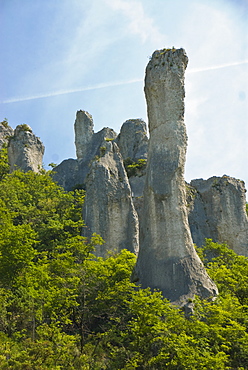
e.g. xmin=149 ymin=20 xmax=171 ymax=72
xmin=188 ymin=60 xmax=248 ymax=73
xmin=105 ymin=0 xmax=166 ymax=45
xmin=1 ymin=78 xmax=143 ymax=104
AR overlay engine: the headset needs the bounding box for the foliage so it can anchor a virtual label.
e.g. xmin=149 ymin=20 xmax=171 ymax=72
xmin=123 ymin=157 xmax=147 ymax=178
xmin=0 ymin=118 xmax=9 ymax=128
xmin=100 ymin=146 xmax=106 ymax=156
xmin=16 ymin=124 xmax=32 ymax=132
xmin=0 ymin=145 xmax=10 ymax=181
xmin=0 ymin=146 xmax=248 ymax=368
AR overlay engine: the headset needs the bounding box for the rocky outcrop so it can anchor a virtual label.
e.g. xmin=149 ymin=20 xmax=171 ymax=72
xmin=54 ymin=112 xmax=117 ymax=191
xmin=83 ymin=140 xmax=139 ymax=257
xmin=74 ymin=110 xmax=94 ymax=161
xmin=115 ymin=119 xmax=148 ymax=161
xmin=0 ymin=120 xmax=14 ymax=149
xmin=52 ymin=159 xmax=81 ymax=191
xmin=54 ymin=111 xmax=139 ymax=257
xmin=8 ymin=124 xmax=44 ymax=173
xmin=188 ymin=176 xmax=248 ymax=256
xmin=134 ymin=48 xmax=218 ymax=305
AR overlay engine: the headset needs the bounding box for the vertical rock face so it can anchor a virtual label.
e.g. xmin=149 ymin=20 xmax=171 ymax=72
xmin=0 ymin=121 xmax=14 ymax=149
xmin=188 ymin=176 xmax=248 ymax=256
xmin=74 ymin=110 xmax=94 ymax=161
xmin=83 ymin=140 xmax=139 ymax=257
xmin=134 ymin=48 xmax=217 ymax=305
xmin=116 ymin=119 xmax=148 ymax=218
xmin=116 ymin=119 xmax=148 ymax=161
xmin=8 ymin=125 xmax=44 ymax=173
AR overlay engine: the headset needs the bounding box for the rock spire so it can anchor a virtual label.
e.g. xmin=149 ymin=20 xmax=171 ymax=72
xmin=0 ymin=120 xmax=14 ymax=149
xmin=134 ymin=48 xmax=218 ymax=305
xmin=8 ymin=124 xmax=44 ymax=173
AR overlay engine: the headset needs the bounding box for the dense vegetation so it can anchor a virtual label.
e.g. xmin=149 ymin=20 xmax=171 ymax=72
xmin=0 ymin=146 xmax=248 ymax=369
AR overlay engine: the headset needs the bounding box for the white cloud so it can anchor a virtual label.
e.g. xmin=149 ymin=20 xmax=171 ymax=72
xmin=104 ymin=0 xmax=166 ymax=45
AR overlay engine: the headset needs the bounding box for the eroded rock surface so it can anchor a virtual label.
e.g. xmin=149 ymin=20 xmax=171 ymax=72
xmin=8 ymin=125 xmax=44 ymax=173
xmin=0 ymin=121 xmax=14 ymax=149
xmin=116 ymin=119 xmax=148 ymax=218
xmin=116 ymin=119 xmax=148 ymax=161
xmin=53 ymin=112 xmax=117 ymax=191
xmin=188 ymin=176 xmax=248 ymax=256
xmin=134 ymin=48 xmax=218 ymax=305
xmin=74 ymin=110 xmax=94 ymax=161
xmin=83 ymin=140 xmax=139 ymax=257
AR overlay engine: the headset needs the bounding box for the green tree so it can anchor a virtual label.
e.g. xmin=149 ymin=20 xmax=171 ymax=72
xmin=0 ymin=145 xmax=10 ymax=181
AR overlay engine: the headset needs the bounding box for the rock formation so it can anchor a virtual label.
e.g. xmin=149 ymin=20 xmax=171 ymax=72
xmin=2 ymin=48 xmax=247 ymax=305
xmin=115 ymin=119 xmax=148 ymax=162
xmin=188 ymin=176 xmax=248 ymax=256
xmin=53 ymin=112 xmax=117 ymax=191
xmin=8 ymin=124 xmax=44 ymax=173
xmin=134 ymin=48 xmax=218 ymax=305
xmin=0 ymin=120 xmax=14 ymax=149
xmin=115 ymin=119 xmax=148 ymax=218
xmin=54 ymin=111 xmax=139 ymax=257
xmin=74 ymin=110 xmax=94 ymax=161
xmin=83 ymin=140 xmax=139 ymax=257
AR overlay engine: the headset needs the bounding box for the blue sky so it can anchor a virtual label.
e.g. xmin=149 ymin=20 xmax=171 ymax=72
xmin=1 ymin=0 xmax=248 ymax=190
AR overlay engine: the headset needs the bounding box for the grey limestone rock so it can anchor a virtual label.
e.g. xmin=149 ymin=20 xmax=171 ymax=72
xmin=83 ymin=140 xmax=139 ymax=257
xmin=188 ymin=176 xmax=248 ymax=256
xmin=52 ymin=159 xmax=81 ymax=191
xmin=116 ymin=119 xmax=148 ymax=161
xmin=0 ymin=121 xmax=14 ymax=149
xmin=74 ymin=110 xmax=94 ymax=161
xmin=54 ymin=112 xmax=117 ymax=191
xmin=116 ymin=119 xmax=148 ymax=215
xmin=8 ymin=124 xmax=44 ymax=173
xmin=134 ymin=48 xmax=218 ymax=305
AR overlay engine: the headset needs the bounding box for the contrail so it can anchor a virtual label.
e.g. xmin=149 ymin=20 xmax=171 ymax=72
xmin=1 ymin=78 xmax=143 ymax=104
xmin=187 ymin=60 xmax=248 ymax=73
xmin=1 ymin=60 xmax=247 ymax=104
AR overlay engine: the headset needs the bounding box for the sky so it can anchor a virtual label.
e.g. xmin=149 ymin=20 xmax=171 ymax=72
xmin=1 ymin=0 xmax=248 ymax=191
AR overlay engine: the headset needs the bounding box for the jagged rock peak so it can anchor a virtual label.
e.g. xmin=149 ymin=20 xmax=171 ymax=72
xmin=116 ymin=118 xmax=148 ymax=161
xmin=135 ymin=48 xmax=218 ymax=305
xmin=0 ymin=119 xmax=14 ymax=149
xmin=74 ymin=110 xmax=94 ymax=161
xmin=188 ymin=175 xmax=248 ymax=256
xmin=8 ymin=124 xmax=44 ymax=173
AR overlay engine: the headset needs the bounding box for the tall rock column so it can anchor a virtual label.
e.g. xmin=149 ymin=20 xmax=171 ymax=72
xmin=74 ymin=110 xmax=94 ymax=161
xmin=8 ymin=124 xmax=44 ymax=173
xmin=135 ymin=48 xmax=217 ymax=305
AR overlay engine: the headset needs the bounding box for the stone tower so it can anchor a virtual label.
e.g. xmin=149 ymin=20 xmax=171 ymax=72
xmin=134 ymin=48 xmax=218 ymax=305
xmin=74 ymin=110 xmax=94 ymax=161
xmin=8 ymin=124 xmax=44 ymax=173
